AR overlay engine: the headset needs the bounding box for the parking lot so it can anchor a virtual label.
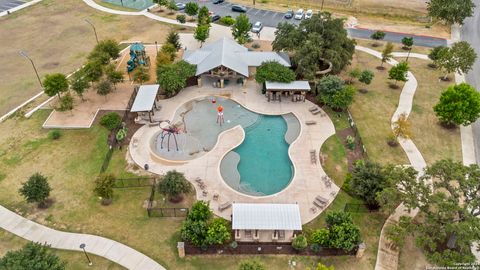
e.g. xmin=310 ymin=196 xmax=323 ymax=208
xmin=0 ymin=0 xmax=25 ymax=12
xmin=184 ymin=0 xmax=299 ymax=28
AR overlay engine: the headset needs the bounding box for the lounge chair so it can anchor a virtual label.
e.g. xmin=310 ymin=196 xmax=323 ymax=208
xmin=310 ymin=206 xmax=317 ymax=213
xmin=313 ymin=200 xmax=324 ymax=208
xmin=218 ymin=201 xmax=232 ymax=211
xmin=202 ymin=190 xmax=208 ymax=197
xmin=311 ymin=108 xmax=321 ymax=115
xmin=213 ymin=193 xmax=219 ymax=201
xmin=315 ymin=195 xmax=328 ymax=204
xmin=305 ymin=120 xmax=317 ymax=125
xmin=310 ymin=150 xmax=317 ymax=164
xmin=309 ymin=106 xmax=319 ymax=112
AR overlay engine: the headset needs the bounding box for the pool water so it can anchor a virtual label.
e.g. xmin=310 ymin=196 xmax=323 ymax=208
xmin=153 ymin=97 xmax=300 ymax=196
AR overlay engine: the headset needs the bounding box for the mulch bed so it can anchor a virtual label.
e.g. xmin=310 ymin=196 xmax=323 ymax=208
xmin=93 ymin=110 xmax=142 ymax=148
xmin=337 ymin=128 xmax=365 ymax=170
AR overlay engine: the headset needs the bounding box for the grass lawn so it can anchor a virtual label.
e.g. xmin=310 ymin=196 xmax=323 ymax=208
xmin=354 ymin=39 xmax=433 ymax=55
xmin=0 ymin=230 xmax=125 ymax=270
xmin=0 ymin=0 xmax=189 ymax=116
xmin=345 ymin=51 xmax=409 ymax=165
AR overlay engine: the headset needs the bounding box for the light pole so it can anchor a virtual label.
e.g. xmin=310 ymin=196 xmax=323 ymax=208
xmin=321 ymin=0 xmax=325 ymax=10
xmin=85 ymin=19 xmax=99 ymax=44
xmin=79 ymin=243 xmax=93 ymax=266
xmin=155 ymin=41 xmax=158 ymax=55
xmin=19 ymin=51 xmax=43 ymax=88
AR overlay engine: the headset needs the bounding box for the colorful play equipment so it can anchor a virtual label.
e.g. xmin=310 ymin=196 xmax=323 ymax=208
xmin=216 ymin=105 xmax=224 ymax=126
xmin=159 ymin=121 xmax=181 ymax=152
xmin=127 ymin=42 xmax=150 ymax=73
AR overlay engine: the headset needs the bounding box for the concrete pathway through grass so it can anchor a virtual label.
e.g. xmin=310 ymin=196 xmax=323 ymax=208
xmin=356 ymin=46 xmax=429 ymax=270
xmin=0 ymin=205 xmax=165 ymax=270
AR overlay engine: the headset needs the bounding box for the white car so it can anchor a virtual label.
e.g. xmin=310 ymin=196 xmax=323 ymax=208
xmin=251 ymin=21 xmax=263 ymax=33
xmin=294 ymin=9 xmax=304 ymax=20
xmin=305 ymin=9 xmax=313 ymax=19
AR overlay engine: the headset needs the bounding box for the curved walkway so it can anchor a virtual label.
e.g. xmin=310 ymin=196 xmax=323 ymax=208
xmin=0 ymin=205 xmax=165 ymax=270
xmin=356 ymin=46 xmax=428 ymax=270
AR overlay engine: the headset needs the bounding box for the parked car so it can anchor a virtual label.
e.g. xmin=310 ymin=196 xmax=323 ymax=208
xmin=284 ymin=9 xmax=293 ymax=19
xmin=231 ymin=5 xmax=247 ymax=12
xmin=294 ymin=9 xmax=304 ymax=20
xmin=213 ymin=0 xmax=224 ymax=4
xmin=305 ymin=9 xmax=313 ymax=19
xmin=210 ymin=14 xmax=221 ymax=22
xmin=175 ymin=2 xmax=186 ymax=10
xmin=251 ymin=21 xmax=263 ymax=33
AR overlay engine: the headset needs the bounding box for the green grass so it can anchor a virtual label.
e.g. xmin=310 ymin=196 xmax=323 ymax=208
xmin=320 ymin=135 xmax=348 ymax=186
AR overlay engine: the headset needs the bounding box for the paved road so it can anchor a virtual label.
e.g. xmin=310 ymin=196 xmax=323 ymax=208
xmin=462 ymin=0 xmax=480 ymax=164
xmin=0 ymin=0 xmax=25 ymax=12
xmin=181 ymin=0 xmax=447 ymax=47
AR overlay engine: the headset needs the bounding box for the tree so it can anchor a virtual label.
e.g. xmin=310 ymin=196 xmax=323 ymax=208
xmin=70 ymin=71 xmax=89 ymax=101
xmin=311 ymin=211 xmax=361 ymax=251
xmin=91 ymin=39 xmax=120 ymax=61
xmin=156 ymin=51 xmax=173 ymax=68
xmin=380 ymin=42 xmax=394 ymax=68
xmin=292 ymin=235 xmax=308 ymax=251
xmin=194 ymin=24 xmax=209 ymax=47
xmin=197 ymin=6 xmax=210 ymax=26
xmin=166 ymin=0 xmax=178 ymax=14
xmin=272 ymin=12 xmax=355 ymax=78
xmin=378 ymin=159 xmax=480 ymax=266
xmin=376 ymin=165 xmax=418 ymax=214
xmin=96 ymin=79 xmax=112 ymax=99
xmin=370 ymin=30 xmax=385 ymax=46
xmin=206 ymin=218 xmax=231 ymax=245
xmin=0 ymin=242 xmax=65 ymax=270
xmin=317 ymin=76 xmax=355 ymax=110
xmin=348 ymin=67 xmax=361 ymax=84
xmin=254 ymin=61 xmax=295 ymax=84
xmin=188 ymin=200 xmax=212 ymax=222
xmin=176 ymin=14 xmax=186 ymax=24
xmin=428 ymin=46 xmax=445 ymax=68
xmin=231 ymin=14 xmax=251 ymax=44
xmin=317 ymin=75 xmax=344 ymax=94
xmin=93 ymin=173 xmax=115 ymax=205
xmin=133 ymin=67 xmax=150 ymax=84
xmin=184 ymin=2 xmax=199 ymax=20
xmin=158 ymin=170 xmax=191 ymax=202
xmin=154 ymin=0 xmax=168 ymax=11
xmin=166 ymin=31 xmax=181 ymax=51
xmin=43 ymin=73 xmax=69 ymax=99
xmin=83 ymin=60 xmax=103 ymax=82
xmin=238 ymin=260 xmax=266 ymax=270
xmin=435 ymin=41 xmax=477 ymax=80
xmin=58 ymin=93 xmax=74 ymax=112
xmin=427 ymin=0 xmax=475 ymax=25
xmin=388 ymin=61 xmax=409 ymax=87
xmin=392 ymin=113 xmax=411 ymax=139
xmin=104 ymin=64 xmax=124 ymax=89
xmin=161 ymin=43 xmax=177 ymax=61
xmin=358 ymin=70 xmax=374 ymax=88
xmin=18 ymin=173 xmax=51 ymax=208
xmin=156 ymin=61 xmax=196 ymax=96
xmin=384 ymin=216 xmax=411 ymax=249
xmin=350 ymin=160 xmax=387 ymax=208
xmin=181 ymin=201 xmax=213 ymax=247
xmin=433 ymin=83 xmax=480 ymax=126
xmin=401 ymin=37 xmax=414 ymax=51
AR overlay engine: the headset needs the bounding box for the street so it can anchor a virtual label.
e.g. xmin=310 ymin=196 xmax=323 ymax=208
xmin=461 ymin=0 xmax=480 ymax=164
xmin=0 ymin=0 xmax=25 ymax=12
xmin=182 ymin=0 xmax=447 ymax=47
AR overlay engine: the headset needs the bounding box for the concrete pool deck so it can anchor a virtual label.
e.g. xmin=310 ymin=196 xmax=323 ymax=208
xmin=129 ymin=81 xmax=338 ymax=224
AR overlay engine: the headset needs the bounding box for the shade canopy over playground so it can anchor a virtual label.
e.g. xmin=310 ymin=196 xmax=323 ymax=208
xmin=130 ymin=84 xmax=159 ymax=113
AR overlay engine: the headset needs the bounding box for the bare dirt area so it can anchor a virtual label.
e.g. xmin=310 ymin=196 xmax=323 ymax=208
xmin=0 ymin=0 xmax=186 ymax=116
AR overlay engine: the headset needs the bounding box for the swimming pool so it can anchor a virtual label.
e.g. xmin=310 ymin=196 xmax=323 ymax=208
xmin=152 ymin=97 xmax=300 ymax=196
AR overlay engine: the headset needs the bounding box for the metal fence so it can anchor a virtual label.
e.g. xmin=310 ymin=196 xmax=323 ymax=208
xmin=147 ymin=207 xmax=190 ymax=218
xmin=113 ymin=177 xmax=156 ymax=188
xmin=347 ymin=109 xmax=368 ymax=158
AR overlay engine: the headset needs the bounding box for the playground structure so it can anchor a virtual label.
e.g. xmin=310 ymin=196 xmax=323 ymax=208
xmin=159 ymin=121 xmax=181 ymax=152
xmin=127 ymin=43 xmax=151 ymax=73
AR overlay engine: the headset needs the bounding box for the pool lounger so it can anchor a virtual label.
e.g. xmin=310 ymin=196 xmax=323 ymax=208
xmin=315 ymin=195 xmax=328 ymax=204
xmin=305 ymin=120 xmax=317 ymax=125
xmin=313 ymin=200 xmax=324 ymax=209
xmin=309 ymin=106 xmax=319 ymax=112
xmin=218 ymin=202 xmax=232 ymax=211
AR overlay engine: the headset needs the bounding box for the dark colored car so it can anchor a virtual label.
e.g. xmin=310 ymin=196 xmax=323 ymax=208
xmin=231 ymin=5 xmax=247 ymax=12
xmin=210 ymin=15 xmax=221 ymax=22
xmin=213 ymin=0 xmax=224 ymax=4
xmin=284 ymin=9 xmax=293 ymax=19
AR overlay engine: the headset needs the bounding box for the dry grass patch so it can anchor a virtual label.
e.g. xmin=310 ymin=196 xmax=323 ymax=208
xmin=0 ymin=0 xmax=188 ymax=116
xmin=355 ymin=39 xmax=433 ymax=55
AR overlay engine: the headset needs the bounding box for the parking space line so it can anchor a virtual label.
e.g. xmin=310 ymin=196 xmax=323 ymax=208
xmin=262 ymin=10 xmax=270 ymax=17
xmin=252 ymin=9 xmax=261 ymax=15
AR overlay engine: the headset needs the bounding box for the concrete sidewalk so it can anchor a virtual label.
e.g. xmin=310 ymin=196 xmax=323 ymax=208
xmin=0 ymin=205 xmax=165 ymax=270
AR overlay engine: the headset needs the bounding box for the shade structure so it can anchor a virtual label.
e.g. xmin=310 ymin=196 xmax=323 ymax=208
xmin=265 ymin=81 xmax=311 ymax=91
xmin=232 ymin=203 xmax=302 ymax=231
xmin=130 ymin=84 xmax=159 ymax=112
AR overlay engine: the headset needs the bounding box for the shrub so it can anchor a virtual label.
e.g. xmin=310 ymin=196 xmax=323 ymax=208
xmin=18 ymin=173 xmax=51 ymax=208
xmin=434 ymin=83 xmax=480 ymax=126
xmin=176 ymin=14 xmax=186 ymax=24
xmin=238 ymin=259 xmax=266 ymax=270
xmin=370 ymin=30 xmax=386 ymax=41
xmin=311 ymin=211 xmax=361 ymax=252
xmin=100 ymin=112 xmax=121 ymax=130
xmin=0 ymin=242 xmax=66 ymax=270
xmin=386 ymin=133 xmax=399 ymax=147
xmin=292 ymin=235 xmax=308 ymax=251
xmin=166 ymin=31 xmax=182 ymax=50
xmin=251 ymin=42 xmax=261 ymax=49
xmin=206 ymin=218 xmax=231 ymax=245
xmin=346 ymin=135 xmax=355 ymax=150
xmin=116 ymin=126 xmax=128 ymax=143
xmin=58 ymin=93 xmax=74 ymax=112
xmin=48 ymin=129 xmax=61 ymax=140
xmin=96 ymin=79 xmax=113 ymax=97
xmin=220 ymin=16 xmax=235 ymax=26
xmin=350 ymin=161 xmax=387 ymax=208
xmin=94 ymin=173 xmax=116 ymax=205
xmin=255 ymin=60 xmax=295 ymax=84
xmin=358 ymin=70 xmax=374 ymax=86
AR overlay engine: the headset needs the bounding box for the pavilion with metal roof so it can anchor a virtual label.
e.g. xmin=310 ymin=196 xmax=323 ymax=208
xmin=183 ymin=38 xmax=291 ymax=88
xmin=130 ymin=84 xmax=160 ymax=123
xmin=232 ymin=203 xmax=302 ymax=242
xmin=264 ymin=81 xmax=311 ymax=102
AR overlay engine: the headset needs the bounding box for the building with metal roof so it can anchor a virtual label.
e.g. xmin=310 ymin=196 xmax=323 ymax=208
xmin=130 ymin=84 xmax=160 ymax=123
xmin=232 ymin=203 xmax=302 ymax=243
xmin=183 ymin=38 xmax=291 ymax=88
xmin=264 ymin=81 xmax=311 ymax=102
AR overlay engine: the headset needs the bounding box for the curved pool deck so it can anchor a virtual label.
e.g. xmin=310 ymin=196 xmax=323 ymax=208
xmin=129 ymin=82 xmax=338 ymax=224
